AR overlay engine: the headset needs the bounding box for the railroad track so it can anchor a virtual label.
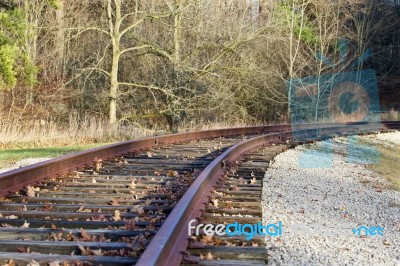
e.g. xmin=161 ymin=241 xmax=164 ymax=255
xmin=138 ymin=122 xmax=400 ymax=266
xmin=0 ymin=122 xmax=398 ymax=266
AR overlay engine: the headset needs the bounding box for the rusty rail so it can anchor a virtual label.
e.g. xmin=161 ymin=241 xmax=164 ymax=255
xmin=137 ymin=121 xmax=400 ymax=266
xmin=0 ymin=125 xmax=291 ymax=197
xmin=0 ymin=122 xmax=394 ymax=197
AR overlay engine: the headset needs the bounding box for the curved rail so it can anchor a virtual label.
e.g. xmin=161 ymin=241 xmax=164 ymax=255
xmin=0 ymin=125 xmax=289 ymax=197
xmin=1 ymin=122 xmax=393 ymax=197
xmin=137 ymin=121 xmax=400 ymax=266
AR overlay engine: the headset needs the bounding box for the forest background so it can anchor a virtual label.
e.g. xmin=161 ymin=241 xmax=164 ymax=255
xmin=0 ymin=0 xmax=399 ymax=150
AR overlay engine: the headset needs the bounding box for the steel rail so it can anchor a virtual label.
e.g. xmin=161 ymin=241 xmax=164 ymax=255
xmin=0 ymin=122 xmax=393 ymax=197
xmin=137 ymin=121 xmax=400 ymax=266
xmin=0 ymin=125 xmax=290 ymax=197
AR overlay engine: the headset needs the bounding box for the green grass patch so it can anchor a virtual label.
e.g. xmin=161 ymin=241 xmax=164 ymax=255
xmin=0 ymin=143 xmax=110 ymax=168
xmin=370 ymin=146 xmax=400 ymax=191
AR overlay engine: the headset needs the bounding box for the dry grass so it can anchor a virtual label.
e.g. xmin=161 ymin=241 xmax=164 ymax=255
xmin=0 ymin=115 xmax=256 ymax=150
xmin=370 ymin=146 xmax=400 ymax=191
xmin=0 ymin=115 xmax=159 ymax=150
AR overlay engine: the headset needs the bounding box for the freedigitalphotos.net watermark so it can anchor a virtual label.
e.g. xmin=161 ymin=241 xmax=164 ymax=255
xmin=188 ymin=220 xmax=384 ymax=239
xmin=188 ymin=219 xmax=283 ymax=241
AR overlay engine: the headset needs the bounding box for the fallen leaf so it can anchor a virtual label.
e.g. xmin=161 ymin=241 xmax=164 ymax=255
xmin=48 ymin=261 xmax=60 ymax=266
xmin=2 ymin=259 xmax=15 ymax=266
xmin=167 ymin=171 xmax=179 ymax=177
xmin=5 ymin=215 xmax=18 ymax=220
xmin=129 ymin=181 xmax=136 ymax=189
xmin=232 ymin=185 xmax=240 ymax=191
xmin=212 ymin=199 xmax=218 ymax=208
xmin=125 ymin=219 xmax=137 ymax=230
xmin=91 ymin=178 xmax=97 ymax=183
xmin=201 ymin=235 xmax=213 ymax=243
xmin=27 ymin=260 xmax=40 ymax=266
xmin=250 ymin=177 xmax=257 ymax=184
xmin=17 ymin=246 xmax=30 ymax=253
xmin=206 ymin=252 xmax=213 ymax=260
xmin=113 ymin=210 xmax=121 ymax=221
xmin=21 ymin=221 xmax=30 ymax=228
xmin=109 ymin=198 xmax=119 ymax=206
xmin=92 ymin=249 xmax=103 ymax=256
xmin=131 ymin=206 xmax=144 ymax=215
xmin=144 ymin=199 xmax=152 ymax=206
xmin=80 ymin=228 xmax=90 ymax=240
xmin=78 ymin=245 xmax=89 ymax=255
xmin=26 ymin=186 xmax=36 ymax=197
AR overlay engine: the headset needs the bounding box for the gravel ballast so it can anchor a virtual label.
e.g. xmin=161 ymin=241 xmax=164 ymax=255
xmin=262 ymin=132 xmax=400 ymax=265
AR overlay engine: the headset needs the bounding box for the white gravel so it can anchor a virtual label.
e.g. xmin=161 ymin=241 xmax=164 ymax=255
xmin=262 ymin=132 xmax=400 ymax=265
xmin=0 ymin=158 xmax=53 ymax=174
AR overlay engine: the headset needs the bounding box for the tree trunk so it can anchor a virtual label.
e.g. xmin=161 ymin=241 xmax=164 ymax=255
xmin=55 ymin=0 xmax=65 ymax=80
xmin=108 ymin=0 xmax=121 ymax=126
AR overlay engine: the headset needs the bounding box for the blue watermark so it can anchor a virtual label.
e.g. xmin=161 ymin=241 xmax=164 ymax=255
xmin=188 ymin=220 xmax=384 ymax=240
xmin=352 ymin=225 xmax=384 ymax=236
xmin=287 ymin=39 xmax=381 ymax=168
xmin=188 ymin=219 xmax=282 ymax=241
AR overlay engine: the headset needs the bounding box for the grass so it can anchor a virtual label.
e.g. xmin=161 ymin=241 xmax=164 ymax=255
xmin=0 ymin=143 xmax=111 ymax=168
xmin=370 ymin=146 xmax=400 ymax=191
xmin=0 ymin=116 xmax=253 ymax=170
xmin=0 ymin=115 xmax=158 ymax=150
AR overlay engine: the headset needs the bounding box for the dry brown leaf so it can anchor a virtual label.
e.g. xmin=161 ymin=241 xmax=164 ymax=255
xmin=212 ymin=199 xmax=218 ymax=208
xmin=26 ymin=186 xmax=36 ymax=197
xmin=238 ymin=177 xmax=245 ymax=184
xmin=92 ymin=249 xmax=103 ymax=256
xmin=167 ymin=170 xmax=179 ymax=177
xmin=252 ymin=242 xmax=259 ymax=247
xmin=2 ymin=259 xmax=15 ymax=266
xmin=78 ymin=245 xmax=89 ymax=255
xmin=131 ymin=206 xmax=144 ymax=215
xmin=91 ymin=178 xmax=97 ymax=183
xmin=5 ymin=215 xmax=18 ymax=220
xmin=144 ymin=199 xmax=152 ymax=206
xmin=51 ymin=223 xmax=58 ymax=230
xmin=202 ymin=235 xmax=213 ymax=243
xmin=113 ymin=210 xmax=121 ymax=221
xmin=250 ymin=177 xmax=257 ymax=184
xmin=232 ymin=185 xmax=240 ymax=191
xmin=21 ymin=221 xmax=30 ymax=228
xmin=17 ymin=246 xmax=30 ymax=253
xmin=88 ymin=190 xmax=96 ymax=194
xmin=147 ymin=151 xmax=152 ymax=157
xmin=125 ymin=219 xmax=137 ymax=230
xmin=109 ymin=198 xmax=120 ymax=206
xmin=129 ymin=181 xmax=136 ymax=189
xmin=80 ymin=228 xmax=90 ymax=240
xmin=206 ymin=252 xmax=213 ymax=260
xmin=27 ymin=260 xmax=40 ymax=266
xmin=48 ymin=261 xmax=60 ymax=266
xmin=43 ymin=204 xmax=53 ymax=211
